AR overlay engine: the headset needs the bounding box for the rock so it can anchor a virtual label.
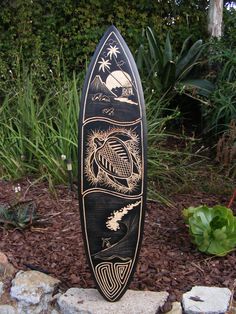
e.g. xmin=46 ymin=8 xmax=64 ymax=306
xmin=0 ymin=305 xmax=17 ymax=314
xmin=57 ymin=288 xmax=169 ymax=314
xmin=166 ymin=302 xmax=182 ymax=314
xmin=0 ymin=252 xmax=16 ymax=279
xmin=10 ymin=270 xmax=60 ymax=314
xmin=0 ymin=281 xmax=4 ymax=298
xmin=0 ymin=252 xmax=8 ymax=266
xmin=231 ymin=301 xmax=236 ymax=314
xmin=182 ymin=286 xmax=231 ymax=314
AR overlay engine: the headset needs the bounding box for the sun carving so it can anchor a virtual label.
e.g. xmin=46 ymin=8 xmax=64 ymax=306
xmin=107 ymin=45 xmax=120 ymax=60
xmin=98 ymin=58 xmax=111 ymax=72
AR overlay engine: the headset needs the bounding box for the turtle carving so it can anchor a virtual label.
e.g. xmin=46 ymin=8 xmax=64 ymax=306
xmin=89 ymin=132 xmax=140 ymax=188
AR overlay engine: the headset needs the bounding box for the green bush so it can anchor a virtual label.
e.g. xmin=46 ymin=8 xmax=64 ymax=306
xmin=183 ymin=205 xmax=236 ymax=256
xmin=0 ymin=0 xmax=208 ymax=76
xmin=202 ymin=7 xmax=236 ymax=135
xmin=203 ymin=40 xmax=236 ymax=135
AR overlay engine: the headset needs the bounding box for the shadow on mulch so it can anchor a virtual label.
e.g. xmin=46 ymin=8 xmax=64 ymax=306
xmin=0 ymin=179 xmax=235 ymax=302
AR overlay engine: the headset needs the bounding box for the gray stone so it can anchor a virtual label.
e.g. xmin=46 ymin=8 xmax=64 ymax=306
xmin=0 ymin=305 xmax=17 ymax=314
xmin=10 ymin=270 xmax=60 ymax=314
xmin=182 ymin=286 xmax=231 ymax=314
xmin=0 ymin=281 xmax=4 ymax=298
xmin=166 ymin=302 xmax=182 ymax=314
xmin=57 ymin=288 xmax=169 ymax=314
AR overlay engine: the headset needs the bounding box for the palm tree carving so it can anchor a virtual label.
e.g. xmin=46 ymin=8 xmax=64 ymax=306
xmin=106 ymin=44 xmax=137 ymax=93
xmin=98 ymin=56 xmax=122 ymax=88
xmin=98 ymin=58 xmax=111 ymax=72
xmin=107 ymin=45 xmax=120 ymax=60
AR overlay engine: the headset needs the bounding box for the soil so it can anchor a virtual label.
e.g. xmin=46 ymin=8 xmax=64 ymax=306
xmin=0 ymin=179 xmax=235 ymax=303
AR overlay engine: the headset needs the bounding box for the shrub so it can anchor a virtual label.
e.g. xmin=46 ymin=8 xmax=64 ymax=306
xmin=203 ymin=42 xmax=236 ymax=135
xmin=136 ymin=27 xmax=214 ymax=107
xmin=0 ymin=1 xmax=208 ymax=75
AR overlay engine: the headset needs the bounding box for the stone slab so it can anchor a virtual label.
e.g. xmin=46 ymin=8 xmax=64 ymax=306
xmin=0 ymin=305 xmax=17 ymax=314
xmin=182 ymin=286 xmax=231 ymax=314
xmin=57 ymin=288 xmax=169 ymax=314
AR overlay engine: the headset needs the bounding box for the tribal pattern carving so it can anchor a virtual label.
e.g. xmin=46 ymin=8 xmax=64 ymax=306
xmin=95 ymin=260 xmax=132 ymax=301
xmin=85 ymin=127 xmax=142 ymax=193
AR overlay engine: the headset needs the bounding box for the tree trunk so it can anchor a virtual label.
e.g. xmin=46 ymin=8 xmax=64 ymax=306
xmin=208 ymin=0 xmax=224 ymax=38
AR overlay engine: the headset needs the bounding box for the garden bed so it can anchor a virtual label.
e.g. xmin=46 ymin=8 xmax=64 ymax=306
xmin=0 ymin=179 xmax=235 ymax=302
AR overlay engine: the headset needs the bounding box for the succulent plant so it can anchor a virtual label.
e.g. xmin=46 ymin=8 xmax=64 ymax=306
xmin=183 ymin=205 xmax=236 ymax=256
xmin=0 ymin=201 xmax=39 ymax=229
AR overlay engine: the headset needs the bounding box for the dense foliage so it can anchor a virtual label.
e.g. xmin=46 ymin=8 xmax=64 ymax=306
xmin=203 ymin=9 xmax=236 ymax=135
xmin=137 ymin=27 xmax=214 ymax=102
xmin=0 ymin=0 xmax=208 ymax=73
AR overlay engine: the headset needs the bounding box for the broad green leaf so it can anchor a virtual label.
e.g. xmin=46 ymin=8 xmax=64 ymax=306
xmin=176 ymin=40 xmax=203 ymax=78
xmin=163 ymin=32 xmax=172 ymax=67
xmin=182 ymin=79 xmax=215 ymax=97
xmin=178 ymin=35 xmax=192 ymax=60
xmin=146 ymin=27 xmax=163 ymax=69
xmin=136 ymin=44 xmax=145 ymax=71
xmin=162 ymin=61 xmax=175 ymax=90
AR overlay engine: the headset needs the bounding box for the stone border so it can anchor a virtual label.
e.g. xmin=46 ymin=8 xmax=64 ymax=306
xmin=0 ymin=252 xmax=234 ymax=314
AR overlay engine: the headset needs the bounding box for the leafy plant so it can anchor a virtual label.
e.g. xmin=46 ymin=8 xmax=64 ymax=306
xmin=207 ymin=82 xmax=236 ymax=134
xmin=183 ymin=205 xmax=236 ymax=256
xmin=143 ymin=89 xmax=207 ymax=203
xmin=0 ymin=62 xmax=80 ymax=183
xmin=203 ymin=39 xmax=236 ymax=135
xmin=0 ymin=201 xmax=39 ymax=229
xmin=137 ymin=27 xmax=214 ymax=102
xmin=216 ymin=120 xmax=236 ymax=178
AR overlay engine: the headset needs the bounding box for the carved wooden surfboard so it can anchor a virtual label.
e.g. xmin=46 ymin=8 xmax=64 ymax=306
xmin=78 ymin=26 xmax=147 ymax=302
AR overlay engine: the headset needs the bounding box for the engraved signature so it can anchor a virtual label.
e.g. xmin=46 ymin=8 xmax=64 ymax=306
xmin=102 ymin=108 xmax=115 ymax=116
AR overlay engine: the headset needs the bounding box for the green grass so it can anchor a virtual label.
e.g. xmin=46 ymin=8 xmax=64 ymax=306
xmin=0 ymin=70 xmax=80 ymax=183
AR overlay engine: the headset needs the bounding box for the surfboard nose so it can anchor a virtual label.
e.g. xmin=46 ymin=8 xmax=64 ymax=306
xmin=105 ymin=25 xmax=119 ymax=35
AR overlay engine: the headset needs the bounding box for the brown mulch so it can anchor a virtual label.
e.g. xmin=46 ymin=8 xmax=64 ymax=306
xmin=0 ymin=179 xmax=235 ymax=302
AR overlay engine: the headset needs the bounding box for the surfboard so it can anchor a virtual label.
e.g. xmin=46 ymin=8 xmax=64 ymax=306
xmin=78 ymin=25 xmax=147 ymax=302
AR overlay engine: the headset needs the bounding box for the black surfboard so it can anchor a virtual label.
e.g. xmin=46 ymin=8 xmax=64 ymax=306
xmin=78 ymin=26 xmax=147 ymax=302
